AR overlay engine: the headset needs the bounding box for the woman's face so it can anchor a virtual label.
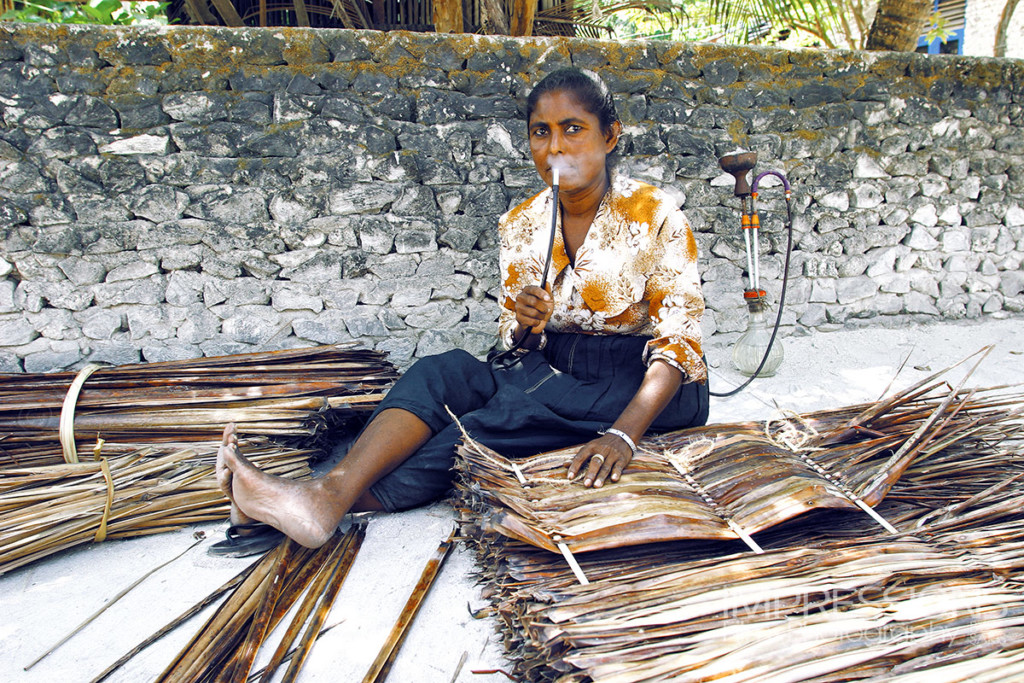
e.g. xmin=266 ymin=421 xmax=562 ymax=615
xmin=528 ymin=90 xmax=620 ymax=194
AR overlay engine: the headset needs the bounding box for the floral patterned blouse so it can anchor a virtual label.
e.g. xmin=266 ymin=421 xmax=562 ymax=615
xmin=498 ymin=174 xmax=707 ymax=384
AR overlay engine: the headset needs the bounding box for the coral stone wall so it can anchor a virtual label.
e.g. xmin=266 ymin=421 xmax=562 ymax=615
xmin=0 ymin=25 xmax=1022 ymax=372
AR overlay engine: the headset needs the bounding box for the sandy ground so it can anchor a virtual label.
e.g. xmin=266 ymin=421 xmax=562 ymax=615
xmin=2 ymin=316 xmax=1022 ymax=682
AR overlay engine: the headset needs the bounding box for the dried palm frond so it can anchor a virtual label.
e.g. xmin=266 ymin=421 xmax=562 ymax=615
xmin=455 ymin=357 xmax=1023 ymax=554
xmin=0 ymin=343 xmax=397 ymax=573
xmin=155 ymin=523 xmax=364 ymax=683
xmin=473 ymin=485 xmax=1024 ymax=683
xmin=454 ymin=363 xmax=1024 ymax=682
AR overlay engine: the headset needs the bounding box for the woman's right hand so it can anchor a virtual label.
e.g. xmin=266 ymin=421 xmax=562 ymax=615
xmin=515 ymin=285 xmax=553 ymax=334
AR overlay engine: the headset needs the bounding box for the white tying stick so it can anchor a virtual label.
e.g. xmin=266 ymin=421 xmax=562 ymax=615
xmin=556 ymin=541 xmax=590 ymax=585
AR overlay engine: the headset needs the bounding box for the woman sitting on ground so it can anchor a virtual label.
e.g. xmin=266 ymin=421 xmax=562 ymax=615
xmin=216 ymin=67 xmax=710 ymax=549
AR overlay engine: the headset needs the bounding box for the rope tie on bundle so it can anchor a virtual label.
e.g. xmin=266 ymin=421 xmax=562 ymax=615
xmin=59 ymin=362 xmax=115 ymax=541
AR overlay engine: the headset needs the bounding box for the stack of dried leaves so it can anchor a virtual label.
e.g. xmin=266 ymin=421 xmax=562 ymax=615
xmin=0 ymin=441 xmax=312 ymax=575
xmin=454 ymin=358 xmax=1024 ymax=682
xmin=0 ymin=344 xmax=397 ymax=468
xmin=0 ymin=344 xmax=397 ymax=574
xmin=456 ymin=355 xmax=1022 ymax=554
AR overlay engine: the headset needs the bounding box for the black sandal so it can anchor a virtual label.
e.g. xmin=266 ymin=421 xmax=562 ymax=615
xmin=207 ymin=522 xmax=284 ymax=558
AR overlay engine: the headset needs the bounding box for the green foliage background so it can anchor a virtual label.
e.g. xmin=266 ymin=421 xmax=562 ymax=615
xmin=2 ymin=0 xmax=169 ymax=25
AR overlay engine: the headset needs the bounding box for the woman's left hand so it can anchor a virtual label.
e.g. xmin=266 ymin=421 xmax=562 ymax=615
xmin=567 ymin=433 xmax=633 ymax=488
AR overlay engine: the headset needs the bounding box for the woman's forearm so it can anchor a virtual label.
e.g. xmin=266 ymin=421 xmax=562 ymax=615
xmin=567 ymin=359 xmax=683 ymax=486
xmin=608 ymin=360 xmax=682 ymax=443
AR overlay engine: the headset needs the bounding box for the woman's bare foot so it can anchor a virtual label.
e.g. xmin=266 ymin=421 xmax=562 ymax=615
xmin=217 ymin=424 xmax=258 ymax=528
xmin=216 ymin=423 xmax=351 ymax=548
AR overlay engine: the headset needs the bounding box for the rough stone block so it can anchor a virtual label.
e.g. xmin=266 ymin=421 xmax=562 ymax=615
xmin=57 ymin=257 xmax=106 ymax=286
xmin=328 ymin=184 xmax=401 ymax=216
xmin=142 ymin=343 xmax=203 ymax=363
xmin=173 ymin=305 xmax=220 ymax=344
xmin=1000 ymin=271 xmax=1024 ymax=298
xmin=836 ymin=276 xmax=879 ymax=304
xmin=99 ymin=134 xmax=171 ymax=156
xmin=809 ymin=279 xmax=837 ymax=303
xmin=343 ymin=306 xmax=388 ymax=338
xmin=279 ymin=252 xmax=344 ymax=283
xmin=271 ymin=285 xmax=324 ymax=313
xmin=80 ymin=309 xmax=124 ymax=340
xmin=223 ymin=311 xmax=284 ymax=344
xmin=400 ymin=301 xmax=466 ymax=329
xmin=106 ymin=260 xmax=159 ymax=283
xmin=941 ymin=229 xmax=970 ymax=253
xmin=92 ymin=276 xmax=165 ymax=306
xmin=23 ymin=341 xmax=83 ymax=372
xmin=131 ymin=185 xmax=189 ymax=223
xmin=87 ymin=344 xmax=141 ymax=366
xmin=126 ymin=305 xmax=178 ymax=340
xmin=394 ymin=225 xmax=437 ymax=254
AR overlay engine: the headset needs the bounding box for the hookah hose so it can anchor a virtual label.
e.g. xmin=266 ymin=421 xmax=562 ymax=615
xmin=489 ymin=172 xmax=560 ymax=368
xmin=710 ymin=171 xmax=793 ymax=398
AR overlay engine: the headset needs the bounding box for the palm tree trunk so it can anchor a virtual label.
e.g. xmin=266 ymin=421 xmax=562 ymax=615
xmin=994 ymin=0 xmax=1021 ymax=56
xmin=865 ymin=0 xmax=929 ymax=51
xmin=433 ymin=0 xmax=464 ymax=31
xmin=479 ymin=0 xmax=510 ymax=33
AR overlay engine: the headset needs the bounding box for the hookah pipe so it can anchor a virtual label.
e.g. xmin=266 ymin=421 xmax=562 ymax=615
xmin=710 ymin=152 xmax=794 ymax=398
xmin=490 ymin=168 xmax=560 ymax=368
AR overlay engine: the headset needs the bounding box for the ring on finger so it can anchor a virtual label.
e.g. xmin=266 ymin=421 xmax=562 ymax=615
xmin=591 ymin=454 xmax=605 ymax=464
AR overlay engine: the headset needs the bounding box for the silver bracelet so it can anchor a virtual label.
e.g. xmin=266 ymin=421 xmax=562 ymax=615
xmin=601 ymin=428 xmax=637 ymax=456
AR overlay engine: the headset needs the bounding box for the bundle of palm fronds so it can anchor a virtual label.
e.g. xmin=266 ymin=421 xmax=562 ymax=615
xmin=455 ymin=357 xmax=1023 ymax=555
xmin=468 ymin=489 xmax=1024 ymax=682
xmin=454 ymin=357 xmax=1024 ymax=681
xmin=0 ymin=440 xmax=313 ymax=575
xmin=158 ymin=526 xmax=364 ymax=683
xmin=0 ymin=344 xmax=397 ymax=469
xmin=0 ymin=344 xmax=397 ymax=573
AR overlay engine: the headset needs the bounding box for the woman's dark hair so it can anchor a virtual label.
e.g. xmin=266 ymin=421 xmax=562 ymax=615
xmin=526 ymin=67 xmax=619 ymax=135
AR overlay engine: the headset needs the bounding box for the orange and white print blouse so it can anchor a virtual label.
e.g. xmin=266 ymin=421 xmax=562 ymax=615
xmin=498 ymin=174 xmax=707 ymax=384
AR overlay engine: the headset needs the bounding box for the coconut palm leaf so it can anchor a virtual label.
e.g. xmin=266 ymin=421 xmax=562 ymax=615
xmin=454 ymin=354 xmax=1023 ymax=554
xmin=707 ymin=0 xmax=858 ymax=47
xmin=456 ymin=398 xmax=1024 ymax=682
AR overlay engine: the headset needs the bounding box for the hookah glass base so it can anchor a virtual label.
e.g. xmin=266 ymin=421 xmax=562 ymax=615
xmin=732 ymin=290 xmax=784 ymax=377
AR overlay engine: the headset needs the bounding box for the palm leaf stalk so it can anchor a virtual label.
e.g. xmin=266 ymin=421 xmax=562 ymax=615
xmin=90 ymin=562 xmax=255 ymax=683
xmin=154 ymin=523 xmax=365 ymax=683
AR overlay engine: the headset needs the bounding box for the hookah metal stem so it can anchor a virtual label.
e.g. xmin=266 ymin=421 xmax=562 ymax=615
xmin=711 ymin=190 xmax=794 ymax=398
xmin=741 ymin=197 xmax=755 ymax=290
xmin=751 ymin=194 xmax=761 ymax=291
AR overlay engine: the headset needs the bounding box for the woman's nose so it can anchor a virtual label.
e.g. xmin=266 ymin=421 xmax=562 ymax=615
xmin=548 ymin=129 xmax=565 ymax=154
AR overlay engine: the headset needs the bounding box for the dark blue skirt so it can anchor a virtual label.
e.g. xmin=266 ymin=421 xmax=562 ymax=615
xmin=366 ymin=332 xmax=709 ymax=511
